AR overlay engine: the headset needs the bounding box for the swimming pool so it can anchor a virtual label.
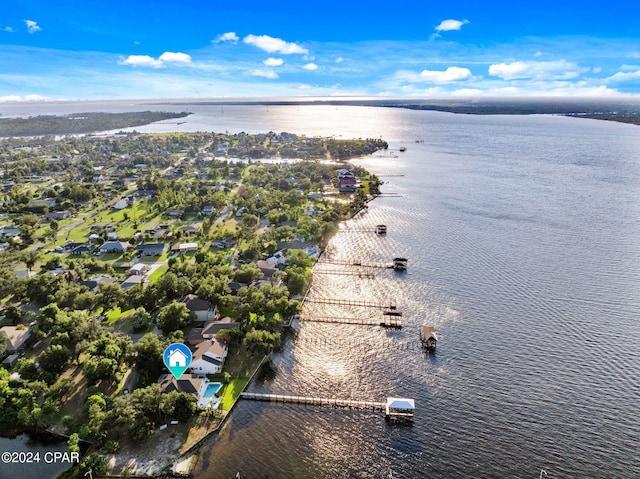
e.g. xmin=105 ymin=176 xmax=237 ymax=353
xmin=202 ymin=382 xmax=222 ymax=399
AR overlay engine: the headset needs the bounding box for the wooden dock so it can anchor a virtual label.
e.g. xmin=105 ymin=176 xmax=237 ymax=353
xmin=313 ymin=269 xmax=375 ymax=278
xmin=240 ymin=392 xmax=386 ymax=411
xmin=305 ymin=297 xmax=397 ymax=310
xmin=298 ymin=315 xmax=401 ymax=327
xmin=316 ymin=259 xmax=394 ymax=269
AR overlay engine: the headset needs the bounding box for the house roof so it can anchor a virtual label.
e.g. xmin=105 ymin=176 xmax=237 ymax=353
xmin=0 ymin=326 xmax=31 ymax=351
xmin=193 ymin=337 xmax=227 ymax=361
xmin=157 ymin=373 xmax=203 ymax=395
xmin=202 ymin=317 xmax=240 ymax=336
xmin=386 ymin=397 xmax=415 ymax=410
xmin=136 ymin=243 xmax=167 ymax=254
xmin=181 ymin=294 xmax=214 ymax=312
xmin=100 ymin=241 xmax=128 ymax=251
xmin=422 ymin=326 xmax=437 ymax=340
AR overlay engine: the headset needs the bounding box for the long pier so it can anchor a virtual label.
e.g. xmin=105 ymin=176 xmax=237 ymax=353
xmin=298 ymin=315 xmax=401 ymax=327
xmin=240 ymin=392 xmax=386 ymax=411
xmin=316 ymin=259 xmax=393 ymax=269
xmin=313 ymin=268 xmax=375 ymax=278
xmin=304 ymin=297 xmax=397 ymax=310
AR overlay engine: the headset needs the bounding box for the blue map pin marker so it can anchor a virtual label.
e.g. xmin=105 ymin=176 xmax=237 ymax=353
xmin=163 ymin=343 xmax=192 ymax=379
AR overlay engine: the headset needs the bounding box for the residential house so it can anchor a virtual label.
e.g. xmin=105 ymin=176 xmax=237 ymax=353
xmin=178 ymin=224 xmax=200 ymax=235
xmin=136 ymin=242 xmax=167 ymax=257
xmin=127 ymin=263 xmax=148 ymax=276
xmin=180 ymin=294 xmax=218 ymax=322
xmin=201 ymin=317 xmax=240 ymax=337
xmin=44 ymin=210 xmax=72 ymax=221
xmin=189 ymin=338 xmax=228 ymax=376
xmin=0 ymin=226 xmax=21 ymax=240
xmin=70 ymin=244 xmax=94 ymax=255
xmin=255 ymin=260 xmax=277 ymax=278
xmin=99 ymin=241 xmax=129 ymax=254
xmin=106 ymin=231 xmax=119 ymax=241
xmin=113 ymin=199 xmax=128 ymax=210
xmin=337 ymin=169 xmax=357 ymax=192
xmin=171 ymin=242 xmax=198 ymax=254
xmin=120 ymin=274 xmax=146 ymax=290
xmin=158 ymin=373 xmax=203 ymax=395
xmin=28 ymin=198 xmax=57 ymax=208
xmin=266 ymin=251 xmax=286 ymax=266
xmin=1 ymin=326 xmax=32 ymax=355
xmin=211 ymin=237 xmax=235 ymax=249
xmin=202 ymin=205 xmax=216 ymax=216
xmin=167 ymin=209 xmax=184 ymax=218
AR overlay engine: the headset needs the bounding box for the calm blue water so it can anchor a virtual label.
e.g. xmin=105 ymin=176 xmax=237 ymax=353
xmin=1 ymin=102 xmax=639 ymax=478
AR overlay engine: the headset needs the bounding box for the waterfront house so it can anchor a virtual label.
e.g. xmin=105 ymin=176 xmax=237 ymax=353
xmin=190 ymin=337 xmax=228 ymax=376
xmin=158 ymin=373 xmax=205 ymax=396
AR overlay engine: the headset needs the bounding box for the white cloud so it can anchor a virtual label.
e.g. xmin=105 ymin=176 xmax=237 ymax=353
xmin=335 ymin=57 xmax=344 ymax=63
xmin=264 ymin=58 xmax=284 ymax=67
xmin=118 ymin=55 xmax=164 ymax=68
xmin=399 ymin=66 xmax=473 ymax=84
xmin=118 ymin=52 xmax=191 ymax=68
xmin=249 ymin=69 xmax=278 ymax=79
xmin=302 ymin=63 xmax=318 ymax=71
xmin=243 ymin=34 xmax=308 ymax=54
xmin=25 ymin=20 xmax=41 ymax=34
xmin=605 ymin=69 xmax=640 ymax=83
xmin=214 ymin=32 xmax=239 ymax=43
xmin=534 ymin=51 xmax=542 ymax=57
xmin=488 ymin=60 xmax=584 ymax=80
xmin=592 ymin=67 xmax=602 ymax=74
xmin=3 ymin=26 xmax=15 ymax=33
xmin=435 ymin=19 xmax=469 ymax=32
xmin=158 ymin=52 xmax=192 ymax=63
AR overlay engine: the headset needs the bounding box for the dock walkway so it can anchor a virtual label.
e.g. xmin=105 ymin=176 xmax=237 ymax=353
xmin=240 ymin=392 xmax=386 ymax=411
xmin=304 ymin=297 xmax=396 ymax=309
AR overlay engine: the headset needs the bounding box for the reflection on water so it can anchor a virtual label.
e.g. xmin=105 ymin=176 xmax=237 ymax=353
xmin=188 ymin=107 xmax=640 ymax=479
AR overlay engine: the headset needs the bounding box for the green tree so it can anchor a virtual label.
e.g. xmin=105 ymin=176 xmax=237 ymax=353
xmin=39 ymin=344 xmax=71 ymax=375
xmin=156 ymin=301 xmax=193 ymax=334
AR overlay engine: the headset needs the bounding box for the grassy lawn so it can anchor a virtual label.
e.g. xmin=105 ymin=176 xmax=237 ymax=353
xmin=224 ymin=344 xmax=265 ymax=377
xmin=219 ymin=378 xmax=249 ymax=411
xmin=148 ymin=264 xmax=168 ymax=282
xmin=105 ymin=306 xmax=134 ymax=325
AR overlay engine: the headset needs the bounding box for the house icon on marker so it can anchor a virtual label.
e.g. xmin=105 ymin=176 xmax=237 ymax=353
xmin=168 ymin=348 xmax=188 ymax=368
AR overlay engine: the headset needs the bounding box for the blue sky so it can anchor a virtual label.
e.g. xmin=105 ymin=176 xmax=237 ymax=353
xmin=2 ymin=0 xmax=640 ymax=101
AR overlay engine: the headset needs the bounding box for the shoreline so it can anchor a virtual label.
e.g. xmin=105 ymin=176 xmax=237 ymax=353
xmin=168 ymin=176 xmax=381 ymax=477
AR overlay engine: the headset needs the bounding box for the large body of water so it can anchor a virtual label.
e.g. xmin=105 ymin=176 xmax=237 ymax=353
xmin=2 ymin=101 xmax=639 ymax=478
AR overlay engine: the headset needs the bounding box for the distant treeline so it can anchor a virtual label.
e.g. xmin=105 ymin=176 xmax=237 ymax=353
xmin=0 ymin=111 xmax=190 ymax=136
